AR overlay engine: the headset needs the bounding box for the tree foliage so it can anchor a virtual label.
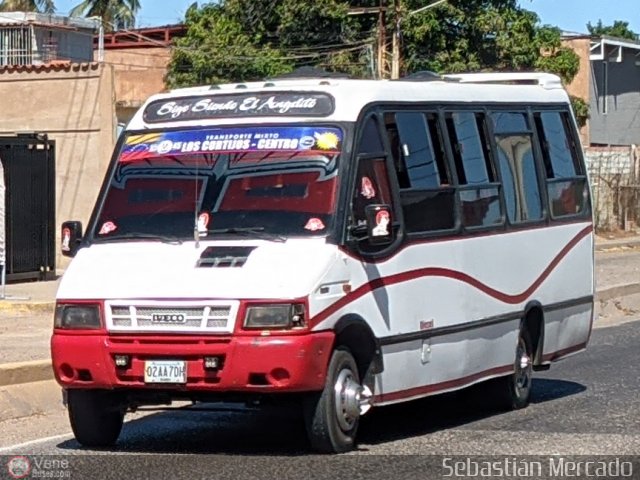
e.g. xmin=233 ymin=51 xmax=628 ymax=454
xmin=587 ymin=20 xmax=638 ymax=41
xmin=167 ymin=3 xmax=293 ymax=87
xmin=166 ymin=0 xmax=371 ymax=88
xmin=402 ymin=0 xmax=539 ymax=73
xmin=570 ymin=95 xmax=589 ymax=128
xmin=167 ymin=0 xmax=583 ymax=93
xmin=0 ymin=0 xmax=55 ymax=13
xmin=70 ymin=0 xmax=140 ymax=31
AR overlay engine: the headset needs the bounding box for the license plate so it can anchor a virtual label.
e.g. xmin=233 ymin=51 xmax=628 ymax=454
xmin=144 ymin=360 xmax=186 ymax=384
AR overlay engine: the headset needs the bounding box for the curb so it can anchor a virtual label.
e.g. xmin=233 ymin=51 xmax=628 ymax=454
xmin=0 ymin=380 xmax=65 ymax=426
xmin=595 ymin=283 xmax=640 ymax=302
xmin=0 ymin=360 xmax=53 ymax=387
xmin=0 ymin=302 xmax=55 ymax=314
xmin=595 ymin=239 xmax=640 ymax=252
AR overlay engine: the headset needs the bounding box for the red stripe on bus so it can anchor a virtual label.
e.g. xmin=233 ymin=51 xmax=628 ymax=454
xmin=313 ymin=224 xmax=593 ymax=324
xmin=372 ymin=341 xmax=588 ymax=404
xmin=541 ymin=341 xmax=588 ymax=362
xmin=373 ymin=364 xmax=514 ymax=404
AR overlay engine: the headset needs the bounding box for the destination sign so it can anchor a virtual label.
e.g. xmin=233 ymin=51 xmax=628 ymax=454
xmin=143 ymin=92 xmax=335 ymax=123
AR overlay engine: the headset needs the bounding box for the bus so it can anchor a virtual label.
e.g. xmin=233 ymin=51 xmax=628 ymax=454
xmin=52 ymin=70 xmax=594 ymax=453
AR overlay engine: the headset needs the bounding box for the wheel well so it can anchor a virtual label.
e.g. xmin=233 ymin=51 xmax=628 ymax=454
xmin=334 ymin=317 xmax=381 ymax=378
xmin=522 ymin=305 xmax=544 ymax=364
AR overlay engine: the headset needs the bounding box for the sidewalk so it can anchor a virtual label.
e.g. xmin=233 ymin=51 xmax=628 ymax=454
xmin=1 ymin=234 xmax=640 ymax=387
xmin=0 ymin=277 xmax=61 ymax=313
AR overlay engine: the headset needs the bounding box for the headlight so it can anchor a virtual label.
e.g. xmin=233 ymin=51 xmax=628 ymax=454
xmin=54 ymin=305 xmax=101 ymax=329
xmin=244 ymin=304 xmax=305 ymax=329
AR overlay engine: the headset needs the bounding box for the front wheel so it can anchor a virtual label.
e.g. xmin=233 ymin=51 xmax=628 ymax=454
xmin=67 ymin=389 xmax=124 ymax=447
xmin=303 ymin=347 xmax=364 ymax=453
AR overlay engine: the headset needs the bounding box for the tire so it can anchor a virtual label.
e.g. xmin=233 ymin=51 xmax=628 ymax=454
xmin=67 ymin=389 xmax=124 ymax=447
xmin=304 ymin=347 xmax=362 ymax=453
xmin=492 ymin=329 xmax=534 ymax=410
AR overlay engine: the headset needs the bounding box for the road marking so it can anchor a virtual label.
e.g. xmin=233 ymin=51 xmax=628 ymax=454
xmin=0 ymin=433 xmax=72 ymax=454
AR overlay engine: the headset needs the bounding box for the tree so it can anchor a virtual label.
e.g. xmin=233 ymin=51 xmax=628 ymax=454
xmin=166 ymin=0 xmax=371 ymax=88
xmin=70 ymin=0 xmax=140 ymax=30
xmin=167 ymin=0 xmax=582 ymax=96
xmin=400 ymin=0 xmax=577 ymax=78
xmin=166 ymin=3 xmax=293 ymax=87
xmin=533 ymin=25 xmax=579 ymax=84
xmin=587 ymin=20 xmax=638 ymax=41
xmin=0 ymin=0 xmax=55 ymax=13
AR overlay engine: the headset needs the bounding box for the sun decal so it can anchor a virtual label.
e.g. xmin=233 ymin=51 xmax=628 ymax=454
xmin=314 ymin=131 xmax=340 ymax=150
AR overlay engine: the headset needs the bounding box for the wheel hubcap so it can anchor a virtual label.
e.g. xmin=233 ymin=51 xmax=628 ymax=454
xmin=514 ymin=338 xmax=531 ymax=395
xmin=334 ymin=369 xmax=362 ymax=431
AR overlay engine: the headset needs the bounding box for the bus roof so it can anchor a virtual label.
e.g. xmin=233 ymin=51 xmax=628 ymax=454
xmin=127 ymin=72 xmax=571 ymax=131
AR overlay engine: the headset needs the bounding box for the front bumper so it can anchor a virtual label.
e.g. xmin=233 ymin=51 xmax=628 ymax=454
xmin=51 ymin=331 xmax=334 ymax=393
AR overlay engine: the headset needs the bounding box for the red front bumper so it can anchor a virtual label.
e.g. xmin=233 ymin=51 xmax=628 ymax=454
xmin=51 ymin=331 xmax=334 ymax=393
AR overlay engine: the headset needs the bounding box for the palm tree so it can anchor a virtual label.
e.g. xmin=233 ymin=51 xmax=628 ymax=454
xmin=70 ymin=0 xmax=140 ymax=30
xmin=0 ymin=0 xmax=55 ymax=13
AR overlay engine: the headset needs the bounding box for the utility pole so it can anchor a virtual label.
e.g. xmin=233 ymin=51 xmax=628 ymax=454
xmin=391 ymin=0 xmax=401 ymax=79
xmin=349 ymin=4 xmax=388 ymax=79
xmin=377 ymin=0 xmax=386 ymax=79
xmin=350 ymin=0 xmax=448 ymax=80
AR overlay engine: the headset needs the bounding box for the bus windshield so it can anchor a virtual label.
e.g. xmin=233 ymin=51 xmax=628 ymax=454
xmin=92 ymin=125 xmax=342 ymax=242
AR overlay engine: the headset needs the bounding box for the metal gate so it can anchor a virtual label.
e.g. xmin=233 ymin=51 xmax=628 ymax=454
xmin=1 ymin=134 xmax=55 ymax=282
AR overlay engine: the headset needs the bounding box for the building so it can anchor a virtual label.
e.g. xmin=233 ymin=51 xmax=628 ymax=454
xmin=563 ymin=34 xmax=640 ymax=146
xmin=0 ymin=13 xmax=115 ymax=278
xmin=0 ymin=11 xmax=97 ymax=65
xmin=563 ymin=34 xmax=640 ymax=231
xmin=96 ymin=25 xmax=185 ymax=126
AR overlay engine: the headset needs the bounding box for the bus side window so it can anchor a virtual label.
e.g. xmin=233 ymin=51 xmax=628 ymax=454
xmin=533 ymin=111 xmax=589 ymax=218
xmin=446 ymin=111 xmax=503 ymax=229
xmin=491 ymin=111 xmax=543 ymax=224
xmin=385 ymin=111 xmax=455 ymax=233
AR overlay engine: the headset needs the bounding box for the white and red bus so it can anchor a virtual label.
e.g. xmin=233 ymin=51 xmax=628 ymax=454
xmin=52 ymin=71 xmax=594 ymax=452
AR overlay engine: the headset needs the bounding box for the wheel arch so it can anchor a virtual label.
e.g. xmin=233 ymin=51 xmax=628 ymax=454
xmin=521 ymin=301 xmax=545 ymax=365
xmin=333 ymin=314 xmax=383 ymax=377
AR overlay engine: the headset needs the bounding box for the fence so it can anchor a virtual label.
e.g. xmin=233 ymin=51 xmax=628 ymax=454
xmin=585 ymin=145 xmax=640 ymax=232
xmin=1 ymin=134 xmax=56 ymax=282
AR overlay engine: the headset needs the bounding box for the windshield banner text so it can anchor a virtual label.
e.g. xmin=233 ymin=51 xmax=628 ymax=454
xmin=120 ymin=127 xmax=343 ymax=162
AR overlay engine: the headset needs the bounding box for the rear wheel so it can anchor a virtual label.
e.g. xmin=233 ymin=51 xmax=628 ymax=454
xmin=304 ymin=347 xmax=364 ymax=453
xmin=493 ymin=329 xmax=533 ymax=410
xmin=67 ymin=389 xmax=124 ymax=447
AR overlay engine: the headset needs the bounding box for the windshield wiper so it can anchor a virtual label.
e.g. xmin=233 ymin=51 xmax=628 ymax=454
xmin=95 ymin=232 xmax=183 ymax=245
xmin=206 ymin=227 xmax=286 ymax=243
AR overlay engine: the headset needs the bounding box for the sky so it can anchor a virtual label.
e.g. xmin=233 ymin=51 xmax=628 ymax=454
xmin=50 ymin=0 xmax=640 ymax=34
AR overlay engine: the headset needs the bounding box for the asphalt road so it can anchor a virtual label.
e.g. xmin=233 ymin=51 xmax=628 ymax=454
xmin=1 ymin=319 xmax=639 ymax=480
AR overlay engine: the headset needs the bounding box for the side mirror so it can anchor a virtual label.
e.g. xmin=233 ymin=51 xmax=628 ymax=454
xmin=365 ymin=204 xmax=393 ymax=245
xmin=61 ymin=221 xmax=83 ymax=257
